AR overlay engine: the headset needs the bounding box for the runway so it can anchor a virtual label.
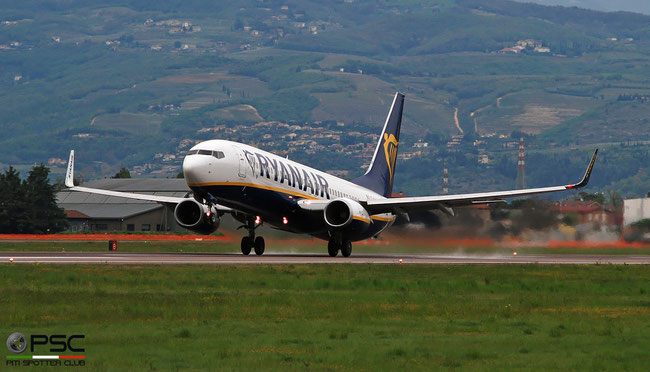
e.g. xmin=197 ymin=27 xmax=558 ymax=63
xmin=1 ymin=251 xmax=649 ymax=265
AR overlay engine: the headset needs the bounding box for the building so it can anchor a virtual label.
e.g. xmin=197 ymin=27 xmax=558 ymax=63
xmin=57 ymin=179 xmax=191 ymax=232
xmin=624 ymin=197 xmax=650 ymax=226
xmin=499 ymin=47 xmax=521 ymax=54
xmin=551 ymin=200 xmax=620 ymax=227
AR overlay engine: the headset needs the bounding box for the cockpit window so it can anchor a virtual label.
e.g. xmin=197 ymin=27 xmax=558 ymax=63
xmin=187 ymin=149 xmax=225 ymax=159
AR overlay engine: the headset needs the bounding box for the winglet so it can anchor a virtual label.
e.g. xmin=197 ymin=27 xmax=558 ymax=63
xmin=65 ymin=150 xmax=75 ymax=188
xmin=566 ymin=149 xmax=598 ymax=190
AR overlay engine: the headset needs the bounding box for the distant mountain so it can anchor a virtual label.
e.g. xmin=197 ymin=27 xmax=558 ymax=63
xmin=515 ymin=0 xmax=650 ymax=15
xmin=0 ymin=0 xmax=648 ymax=196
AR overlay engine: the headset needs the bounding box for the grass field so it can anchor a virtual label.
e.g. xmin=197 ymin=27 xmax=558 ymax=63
xmin=1 ymin=264 xmax=648 ymax=371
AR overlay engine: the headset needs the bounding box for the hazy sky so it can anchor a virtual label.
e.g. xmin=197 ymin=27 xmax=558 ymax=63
xmin=515 ymin=1 xmax=650 ymax=15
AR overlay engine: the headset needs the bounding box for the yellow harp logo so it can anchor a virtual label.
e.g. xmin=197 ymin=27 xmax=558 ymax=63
xmin=383 ymin=133 xmax=399 ymax=184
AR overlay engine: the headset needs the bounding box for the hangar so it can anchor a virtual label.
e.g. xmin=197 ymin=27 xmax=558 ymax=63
xmin=57 ymin=179 xmax=190 ymax=232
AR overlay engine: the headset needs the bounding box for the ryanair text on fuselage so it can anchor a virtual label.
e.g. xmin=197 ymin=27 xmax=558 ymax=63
xmin=242 ymin=149 xmax=331 ymax=199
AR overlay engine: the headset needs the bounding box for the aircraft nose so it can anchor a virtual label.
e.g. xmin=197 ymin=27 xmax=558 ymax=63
xmin=183 ymin=155 xmax=210 ymax=185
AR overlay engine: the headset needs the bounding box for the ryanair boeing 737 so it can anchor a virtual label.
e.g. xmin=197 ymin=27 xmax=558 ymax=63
xmin=65 ymin=92 xmax=597 ymax=257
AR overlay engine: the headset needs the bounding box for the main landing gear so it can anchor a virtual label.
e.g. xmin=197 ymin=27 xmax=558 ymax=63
xmin=241 ymin=236 xmax=265 ymax=256
xmin=239 ymin=216 xmax=264 ymax=256
xmin=328 ymin=238 xmax=352 ymax=257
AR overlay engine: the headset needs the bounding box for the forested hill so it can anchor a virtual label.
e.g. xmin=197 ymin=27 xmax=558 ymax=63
xmin=514 ymin=0 xmax=650 ymax=15
xmin=0 ymin=0 xmax=648 ymax=197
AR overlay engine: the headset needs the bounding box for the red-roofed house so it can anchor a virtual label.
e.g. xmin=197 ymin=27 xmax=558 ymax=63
xmin=551 ymin=200 xmax=621 ymax=226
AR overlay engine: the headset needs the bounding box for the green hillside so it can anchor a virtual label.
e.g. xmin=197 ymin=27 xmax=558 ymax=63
xmin=0 ymin=0 xmax=648 ymax=196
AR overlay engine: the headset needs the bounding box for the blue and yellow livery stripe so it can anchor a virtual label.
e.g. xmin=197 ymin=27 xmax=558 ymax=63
xmin=352 ymin=216 xmax=371 ymax=224
xmin=371 ymin=215 xmax=396 ymax=222
xmin=188 ymin=181 xmax=319 ymax=200
xmin=189 ymin=182 xmax=396 ymax=223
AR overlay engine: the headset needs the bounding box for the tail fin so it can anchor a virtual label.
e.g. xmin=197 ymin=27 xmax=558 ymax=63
xmin=352 ymin=92 xmax=404 ymax=197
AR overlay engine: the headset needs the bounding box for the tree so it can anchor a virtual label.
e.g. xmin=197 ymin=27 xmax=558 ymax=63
xmin=489 ymin=203 xmax=509 ymax=221
xmin=606 ymin=190 xmax=623 ymax=208
xmin=0 ymin=165 xmax=67 ymax=233
xmin=561 ymin=213 xmax=579 ymax=227
xmin=510 ymin=198 xmax=558 ymax=231
xmin=0 ymin=167 xmax=28 ymax=233
xmin=24 ymin=164 xmax=68 ymax=233
xmin=577 ymin=191 xmax=605 ymax=205
xmin=631 ymin=218 xmax=650 ymax=231
xmin=112 ymin=168 xmax=131 ymax=179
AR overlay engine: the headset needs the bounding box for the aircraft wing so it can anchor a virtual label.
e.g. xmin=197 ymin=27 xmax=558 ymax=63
xmin=297 ymin=149 xmax=597 ymax=216
xmin=66 ymin=185 xmax=189 ymax=204
xmin=64 ymin=150 xmax=232 ymax=210
xmin=362 ymin=149 xmax=598 ymax=215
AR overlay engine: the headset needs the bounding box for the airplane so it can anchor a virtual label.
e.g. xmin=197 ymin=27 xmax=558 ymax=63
xmin=65 ymin=92 xmax=598 ymax=257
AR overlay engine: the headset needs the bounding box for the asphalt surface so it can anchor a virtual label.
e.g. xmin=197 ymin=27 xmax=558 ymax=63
xmin=1 ymin=251 xmax=649 ymax=265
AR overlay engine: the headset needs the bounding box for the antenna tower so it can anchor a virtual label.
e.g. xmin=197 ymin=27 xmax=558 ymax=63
xmin=515 ymin=136 xmax=527 ymax=189
xmin=443 ymin=161 xmax=449 ymax=195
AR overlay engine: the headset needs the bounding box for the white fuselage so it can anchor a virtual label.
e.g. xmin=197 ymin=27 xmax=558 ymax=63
xmin=183 ymin=139 xmax=395 ymax=238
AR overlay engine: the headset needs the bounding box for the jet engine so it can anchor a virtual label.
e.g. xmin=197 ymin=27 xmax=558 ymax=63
xmin=174 ymin=199 xmax=220 ymax=235
xmin=323 ymin=198 xmax=372 ymax=234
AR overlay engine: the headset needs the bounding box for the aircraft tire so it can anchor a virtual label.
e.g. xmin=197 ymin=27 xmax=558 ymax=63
xmin=327 ymin=240 xmax=339 ymax=257
xmin=254 ymin=236 xmax=265 ymax=256
xmin=241 ymin=236 xmax=252 ymax=255
xmin=341 ymin=241 xmax=352 ymax=257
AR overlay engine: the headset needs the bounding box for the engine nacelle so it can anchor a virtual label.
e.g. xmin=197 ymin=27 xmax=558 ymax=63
xmin=323 ymin=198 xmax=372 ymax=234
xmin=174 ymin=199 xmax=220 ymax=235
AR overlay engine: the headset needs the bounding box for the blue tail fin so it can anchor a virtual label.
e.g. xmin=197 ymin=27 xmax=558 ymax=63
xmin=352 ymin=92 xmax=404 ymax=197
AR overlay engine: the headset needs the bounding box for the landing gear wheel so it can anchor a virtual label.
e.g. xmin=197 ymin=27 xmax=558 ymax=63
xmin=241 ymin=236 xmax=252 ymax=255
xmin=340 ymin=241 xmax=352 ymax=257
xmin=327 ymin=240 xmax=339 ymax=257
xmin=254 ymin=236 xmax=265 ymax=256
